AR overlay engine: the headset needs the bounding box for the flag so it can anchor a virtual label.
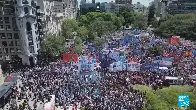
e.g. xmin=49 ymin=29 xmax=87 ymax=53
xmin=62 ymin=53 xmax=78 ymax=62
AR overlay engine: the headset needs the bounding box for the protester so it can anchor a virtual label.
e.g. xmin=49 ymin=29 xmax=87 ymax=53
xmin=4 ymin=30 xmax=196 ymax=110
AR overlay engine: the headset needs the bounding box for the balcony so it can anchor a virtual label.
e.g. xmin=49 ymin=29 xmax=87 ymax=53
xmin=36 ymin=6 xmax=40 ymax=9
xmin=36 ymin=12 xmax=40 ymax=16
xmin=31 ymin=1 xmax=36 ymax=8
xmin=38 ymin=25 xmax=42 ymax=29
xmin=39 ymin=31 xmax=43 ymax=35
xmin=28 ymin=41 xmax=34 ymax=45
xmin=26 ymin=31 xmax=32 ymax=35
xmin=22 ymin=0 xmax=29 ymax=4
xmin=37 ymin=18 xmax=41 ymax=22
xmin=28 ymin=35 xmax=33 ymax=40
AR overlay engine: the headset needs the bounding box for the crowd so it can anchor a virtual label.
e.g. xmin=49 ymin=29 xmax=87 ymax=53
xmin=2 ymin=30 xmax=196 ymax=110
xmin=5 ymin=62 xmax=145 ymax=110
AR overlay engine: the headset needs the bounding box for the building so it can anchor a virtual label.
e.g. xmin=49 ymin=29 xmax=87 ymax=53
xmin=0 ymin=0 xmax=78 ymax=66
xmin=81 ymin=0 xmax=86 ymax=5
xmin=115 ymin=0 xmax=132 ymax=4
xmin=80 ymin=3 xmax=96 ymax=15
xmin=34 ymin=0 xmax=78 ymax=36
xmin=0 ymin=0 xmax=43 ymax=66
xmin=133 ymin=2 xmax=145 ymax=13
xmin=105 ymin=2 xmax=116 ymax=13
xmin=104 ymin=1 xmax=132 ymax=13
xmin=161 ymin=0 xmax=196 ymax=16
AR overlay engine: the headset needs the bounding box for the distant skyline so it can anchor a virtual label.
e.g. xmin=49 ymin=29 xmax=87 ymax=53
xmin=78 ymin=0 xmax=154 ymax=6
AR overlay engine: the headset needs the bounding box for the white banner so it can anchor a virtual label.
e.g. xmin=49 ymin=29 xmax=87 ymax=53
xmin=127 ymin=62 xmax=140 ymax=71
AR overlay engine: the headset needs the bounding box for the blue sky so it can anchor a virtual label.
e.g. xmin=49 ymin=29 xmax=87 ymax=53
xmin=79 ymin=0 xmax=154 ymax=6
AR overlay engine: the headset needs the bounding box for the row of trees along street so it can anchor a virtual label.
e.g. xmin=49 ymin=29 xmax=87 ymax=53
xmin=41 ymin=8 xmax=148 ymax=57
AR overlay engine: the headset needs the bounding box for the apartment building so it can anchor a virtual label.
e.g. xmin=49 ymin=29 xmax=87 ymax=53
xmin=133 ymin=2 xmax=145 ymax=13
xmin=161 ymin=0 xmax=196 ymax=17
xmin=0 ymin=0 xmax=43 ymax=66
xmin=115 ymin=0 xmax=132 ymax=4
xmin=34 ymin=0 xmax=78 ymax=35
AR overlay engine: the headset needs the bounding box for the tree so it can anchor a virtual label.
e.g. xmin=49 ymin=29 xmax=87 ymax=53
xmin=42 ymin=35 xmax=66 ymax=57
xmin=154 ymin=14 xmax=196 ymax=40
xmin=148 ymin=46 xmax=162 ymax=57
xmin=61 ymin=19 xmax=79 ymax=40
xmin=73 ymin=37 xmax=83 ymax=54
xmin=93 ymin=36 xmax=105 ymax=50
xmin=133 ymin=13 xmax=148 ymax=29
xmin=148 ymin=3 xmax=156 ymax=25
xmin=133 ymin=85 xmax=196 ymax=110
xmin=77 ymin=26 xmax=89 ymax=41
xmin=117 ymin=7 xmax=134 ymax=26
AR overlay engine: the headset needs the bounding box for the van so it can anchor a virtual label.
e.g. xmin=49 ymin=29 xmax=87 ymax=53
xmin=165 ymin=76 xmax=183 ymax=85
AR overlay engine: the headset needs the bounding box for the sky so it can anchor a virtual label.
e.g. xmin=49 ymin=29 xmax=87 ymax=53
xmin=79 ymin=0 xmax=154 ymax=6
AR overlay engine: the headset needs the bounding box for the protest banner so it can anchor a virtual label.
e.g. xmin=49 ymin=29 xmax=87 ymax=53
xmin=62 ymin=53 xmax=78 ymax=63
xmin=127 ymin=62 xmax=140 ymax=71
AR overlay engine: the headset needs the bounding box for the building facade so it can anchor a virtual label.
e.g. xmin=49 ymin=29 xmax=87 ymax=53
xmin=161 ymin=0 xmax=196 ymax=16
xmin=133 ymin=2 xmax=145 ymax=13
xmin=0 ymin=0 xmax=43 ymax=66
xmin=115 ymin=0 xmax=132 ymax=4
xmin=34 ymin=0 xmax=78 ymax=36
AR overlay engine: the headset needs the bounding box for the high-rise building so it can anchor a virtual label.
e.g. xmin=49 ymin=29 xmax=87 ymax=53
xmin=0 ymin=0 xmax=78 ymax=66
xmin=92 ymin=0 xmax=95 ymax=4
xmin=115 ymin=0 xmax=132 ymax=4
xmin=0 ymin=0 xmax=43 ymax=66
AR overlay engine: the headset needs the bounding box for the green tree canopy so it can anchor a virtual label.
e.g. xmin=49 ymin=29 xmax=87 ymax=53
xmin=148 ymin=3 xmax=156 ymax=25
xmin=42 ymin=35 xmax=66 ymax=57
xmin=61 ymin=19 xmax=79 ymax=40
xmin=133 ymin=13 xmax=148 ymax=29
xmin=154 ymin=14 xmax=196 ymax=40
xmin=133 ymin=85 xmax=196 ymax=110
xmin=76 ymin=26 xmax=89 ymax=41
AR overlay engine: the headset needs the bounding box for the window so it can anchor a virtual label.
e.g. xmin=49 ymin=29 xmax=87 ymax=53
xmin=14 ymin=33 xmax=19 ymax=39
xmin=7 ymin=33 xmax=12 ymax=39
xmin=16 ymin=48 xmax=21 ymax=53
xmin=5 ymin=55 xmax=10 ymax=61
xmin=29 ymin=46 xmax=35 ymax=53
xmin=6 ymin=25 xmax=11 ymax=30
xmin=0 ymin=48 xmax=2 ymax=54
xmin=2 ymin=41 xmax=7 ymax=46
xmin=0 ymin=17 xmax=2 ymax=24
xmin=0 ymin=55 xmax=3 ymax=61
xmin=10 ymin=48 xmax=15 ymax=53
xmin=0 ymin=33 xmax=5 ymax=39
xmin=0 ymin=25 xmax=3 ymax=30
xmin=4 ymin=48 xmax=8 ymax=54
xmin=9 ymin=41 xmax=14 ymax=46
xmin=4 ymin=17 xmax=9 ymax=23
xmin=15 ymin=41 xmax=20 ymax=46
xmin=26 ymin=22 xmax=31 ymax=31
xmin=24 ymin=7 xmax=29 ymax=14
xmin=15 ymin=7 xmax=18 ymax=11
xmin=14 ymin=0 xmax=17 ymax=4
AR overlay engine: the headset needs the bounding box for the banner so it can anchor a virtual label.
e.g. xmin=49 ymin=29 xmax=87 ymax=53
xmin=79 ymin=64 xmax=94 ymax=72
xmin=192 ymin=50 xmax=196 ymax=56
xmin=184 ymin=51 xmax=192 ymax=57
xmin=127 ymin=57 xmax=138 ymax=63
xmin=127 ymin=62 xmax=140 ymax=71
xmin=109 ymin=61 xmax=122 ymax=72
xmin=109 ymin=52 xmax=120 ymax=61
xmin=62 ymin=53 xmax=78 ymax=62
xmin=168 ymin=36 xmax=180 ymax=45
